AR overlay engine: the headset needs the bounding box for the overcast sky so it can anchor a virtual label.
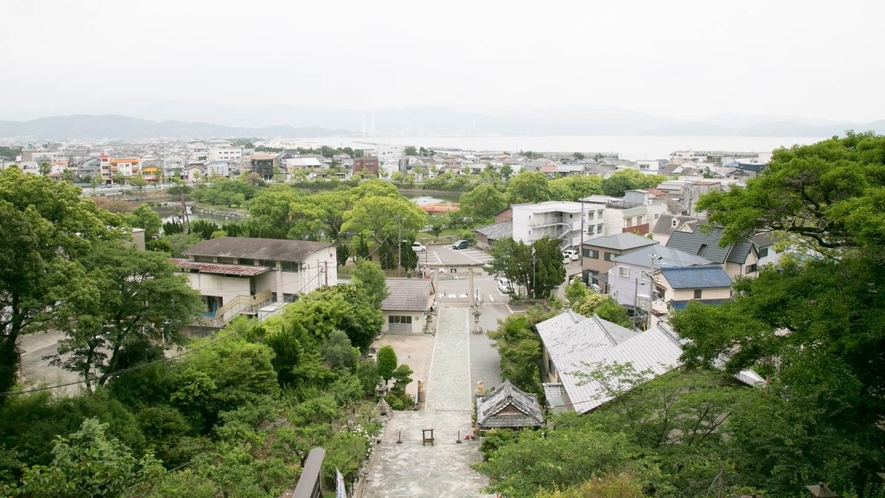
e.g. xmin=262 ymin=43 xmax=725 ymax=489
xmin=2 ymin=0 xmax=883 ymax=123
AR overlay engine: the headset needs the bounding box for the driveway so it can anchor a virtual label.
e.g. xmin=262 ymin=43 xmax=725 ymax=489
xmin=361 ymin=307 xmax=498 ymax=498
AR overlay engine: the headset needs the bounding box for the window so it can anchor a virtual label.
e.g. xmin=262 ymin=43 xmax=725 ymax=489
xmin=694 ymin=289 xmax=703 ymax=299
xmin=697 ymin=244 xmax=708 ymax=256
xmin=758 ymin=247 xmax=769 ymax=258
xmin=641 ymin=270 xmax=651 ymax=280
xmin=597 ymin=223 xmax=604 ymax=233
xmin=582 ymin=248 xmax=599 ymax=259
xmin=281 ymin=261 xmax=300 ymax=272
xmin=388 ymin=315 xmax=413 ymax=324
xmin=259 ymin=259 xmax=276 ymax=267
xmin=618 ymin=267 xmax=630 ymax=278
xmin=745 ymin=264 xmax=758 ymax=274
xmin=604 ymin=252 xmax=615 ymax=261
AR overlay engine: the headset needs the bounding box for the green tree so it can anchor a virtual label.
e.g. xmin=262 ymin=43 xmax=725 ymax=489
xmin=459 ymin=184 xmax=508 ymax=223
xmin=486 ymin=237 xmax=565 ymax=299
xmin=341 ymin=195 xmax=427 ymax=270
xmin=129 ymin=175 xmax=148 ymax=193
xmin=20 ymin=418 xmax=162 ymax=498
xmin=320 ymin=330 xmax=359 ymax=372
xmin=127 ymin=203 xmax=163 ymax=239
xmin=403 ymin=146 xmax=417 ymax=156
xmin=506 ymin=170 xmax=552 ymax=204
xmin=549 ymin=175 xmax=604 ymax=201
xmin=487 ymin=316 xmax=543 ymax=395
xmin=601 ymin=169 xmax=665 ymax=197
xmin=500 ymin=163 xmax=513 ymax=181
xmin=350 ymin=259 xmax=388 ymax=308
xmin=0 ymin=168 xmax=119 ymax=398
xmin=48 ymin=243 xmax=203 ymax=391
xmin=573 ymin=292 xmax=631 ymax=327
xmin=572 ymin=152 xmax=585 ymax=160
xmin=376 ymin=346 xmax=397 ymax=384
xmin=89 ymin=175 xmax=101 ymax=193
xmin=428 ymin=216 xmax=445 ymax=239
xmin=60 ymin=169 xmax=75 ymax=184
xmin=564 ymin=276 xmax=588 ymax=305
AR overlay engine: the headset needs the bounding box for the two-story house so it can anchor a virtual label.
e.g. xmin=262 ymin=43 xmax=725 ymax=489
xmin=581 ymin=232 xmax=658 ymax=290
xmin=666 ymin=227 xmax=766 ymax=279
xmin=173 ymin=237 xmax=337 ymax=324
xmin=608 ymin=245 xmax=712 ymax=314
xmin=511 ymin=201 xmax=606 ymax=251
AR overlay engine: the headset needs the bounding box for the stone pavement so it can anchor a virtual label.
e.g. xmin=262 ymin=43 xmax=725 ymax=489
xmin=361 ymin=307 xmax=495 ymax=498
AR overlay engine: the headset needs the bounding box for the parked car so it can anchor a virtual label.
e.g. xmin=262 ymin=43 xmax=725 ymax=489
xmin=562 ymin=249 xmax=579 ymax=262
xmin=411 ymin=241 xmax=426 ymax=252
xmin=452 ymin=240 xmax=469 ymax=250
xmin=497 ymin=278 xmax=515 ymax=294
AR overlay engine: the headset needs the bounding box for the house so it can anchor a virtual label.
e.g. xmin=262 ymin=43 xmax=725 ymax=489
xmin=537 ymin=310 xmax=683 ymax=414
xmin=650 ymin=214 xmax=702 ymax=245
xmin=474 ymin=220 xmax=513 ymax=249
xmin=353 ymin=156 xmax=380 ymax=177
xmin=205 ymin=161 xmax=230 ymax=177
xmin=207 ymin=144 xmax=243 ymax=163
xmin=475 ymin=380 xmax=544 ymax=430
xmin=380 ymin=279 xmax=435 ymax=334
xmin=250 ymin=153 xmax=277 ymax=180
xmin=665 ymin=227 xmax=761 ymax=279
xmin=608 ymin=245 xmax=712 ymax=313
xmin=174 ymin=237 xmax=337 ymax=323
xmin=285 ymin=157 xmax=323 ymax=173
xmin=581 ymin=232 xmax=658 ymax=290
xmin=511 ymin=201 xmax=606 ymax=251
xmin=651 ymin=266 xmax=733 ymax=319
xmin=581 ymin=194 xmax=668 ymax=237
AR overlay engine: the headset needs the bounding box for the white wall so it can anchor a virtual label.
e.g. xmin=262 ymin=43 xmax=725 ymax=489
xmin=381 ymin=311 xmax=426 ymax=334
xmin=185 ymin=273 xmax=251 ymax=303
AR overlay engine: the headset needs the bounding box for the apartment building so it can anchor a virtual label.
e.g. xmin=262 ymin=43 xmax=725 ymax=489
xmin=511 ymin=201 xmax=606 ymax=250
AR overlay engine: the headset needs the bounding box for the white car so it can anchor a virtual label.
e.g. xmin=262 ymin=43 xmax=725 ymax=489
xmin=411 ymin=241 xmax=426 ymax=252
xmin=497 ymin=278 xmax=515 ymax=294
xmin=562 ymin=249 xmax=579 ymax=261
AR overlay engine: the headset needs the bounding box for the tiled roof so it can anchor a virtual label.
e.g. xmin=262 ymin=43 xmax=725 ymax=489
xmin=172 ymin=258 xmax=271 ymax=277
xmin=660 ymin=266 xmax=733 ymax=289
xmin=537 ymin=310 xmax=684 ymax=414
xmin=613 ymin=245 xmax=711 ymax=268
xmin=476 ymin=380 xmax=544 ymax=428
xmin=665 ymin=228 xmax=730 ymax=264
xmin=584 ymin=232 xmax=659 ymax=251
xmin=652 ymin=214 xmax=701 ymax=237
xmin=474 ymin=220 xmax=512 ymax=240
xmin=381 ymin=279 xmax=433 ymax=312
xmin=183 ymin=237 xmax=332 ymax=263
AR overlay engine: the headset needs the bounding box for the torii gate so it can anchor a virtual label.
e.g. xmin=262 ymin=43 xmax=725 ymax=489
xmin=420 ymin=262 xmax=487 ymax=334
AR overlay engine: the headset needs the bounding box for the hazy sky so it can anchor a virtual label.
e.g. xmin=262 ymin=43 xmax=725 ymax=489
xmin=2 ymin=0 xmax=883 ymax=122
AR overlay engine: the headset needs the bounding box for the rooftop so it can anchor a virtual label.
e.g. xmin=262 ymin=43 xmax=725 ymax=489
xmin=476 ymin=380 xmax=544 ymax=429
xmin=381 ymin=279 xmax=434 ymax=312
xmin=172 ymin=258 xmax=271 ymax=277
xmin=474 ymin=220 xmax=512 ymax=240
xmin=183 ymin=237 xmax=332 ymax=262
xmin=660 ymin=266 xmax=733 ymax=289
xmin=584 ymin=232 xmax=659 ymax=251
xmin=613 ymin=244 xmax=711 ymax=268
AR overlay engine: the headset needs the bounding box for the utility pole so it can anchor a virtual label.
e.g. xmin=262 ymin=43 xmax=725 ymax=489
xmin=397 ymin=215 xmax=402 ymax=278
xmin=324 ymin=260 xmax=329 ymax=288
xmin=633 ymin=277 xmax=640 ymax=330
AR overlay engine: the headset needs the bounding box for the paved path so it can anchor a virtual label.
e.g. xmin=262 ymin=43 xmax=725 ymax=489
xmin=362 ymin=307 xmax=494 ymax=498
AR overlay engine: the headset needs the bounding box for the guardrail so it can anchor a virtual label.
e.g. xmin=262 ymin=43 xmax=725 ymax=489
xmin=291 ymin=448 xmax=325 ymax=498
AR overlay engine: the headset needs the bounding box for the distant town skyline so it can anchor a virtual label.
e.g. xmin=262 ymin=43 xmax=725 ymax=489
xmin=2 ymin=0 xmax=883 ymax=123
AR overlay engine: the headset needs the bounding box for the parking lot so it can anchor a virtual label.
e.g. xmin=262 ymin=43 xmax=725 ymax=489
xmin=416 ymin=244 xmax=493 ymax=267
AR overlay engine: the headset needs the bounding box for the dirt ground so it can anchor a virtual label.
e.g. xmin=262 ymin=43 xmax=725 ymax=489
xmin=371 ymin=333 xmax=435 ymax=400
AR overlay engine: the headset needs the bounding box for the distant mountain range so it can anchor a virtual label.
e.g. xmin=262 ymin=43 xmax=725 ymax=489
xmin=0 ymin=115 xmax=351 ymax=141
xmin=1 ymin=106 xmax=884 ymax=140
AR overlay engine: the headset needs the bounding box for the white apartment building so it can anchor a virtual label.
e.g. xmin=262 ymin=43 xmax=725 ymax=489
xmin=582 ymin=193 xmax=668 ymax=238
xmin=511 ymin=201 xmax=606 ymax=250
xmin=207 ymin=145 xmax=243 ymax=163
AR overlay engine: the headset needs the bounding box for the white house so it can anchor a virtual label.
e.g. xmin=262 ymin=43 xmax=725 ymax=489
xmin=380 ymin=279 xmax=435 ymax=334
xmin=511 ymin=201 xmax=606 ymax=250
xmin=581 ymin=194 xmax=667 ymax=238
xmin=174 ymin=237 xmax=337 ymax=323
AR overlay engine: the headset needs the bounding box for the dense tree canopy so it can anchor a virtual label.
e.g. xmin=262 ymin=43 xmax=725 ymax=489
xmin=458 ymin=184 xmax=507 ymax=222
xmin=601 ymin=170 xmax=666 ymax=197
xmin=485 ymin=237 xmax=565 ymax=299
xmin=506 ymin=171 xmax=553 ymax=204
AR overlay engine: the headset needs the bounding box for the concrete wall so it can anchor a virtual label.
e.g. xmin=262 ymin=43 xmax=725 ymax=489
xmin=185 ymin=273 xmax=251 ymax=303
xmin=381 ymin=311 xmax=426 ymax=334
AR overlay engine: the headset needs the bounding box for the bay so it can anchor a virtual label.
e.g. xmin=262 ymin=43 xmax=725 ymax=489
xmin=302 ymin=135 xmax=829 ymax=161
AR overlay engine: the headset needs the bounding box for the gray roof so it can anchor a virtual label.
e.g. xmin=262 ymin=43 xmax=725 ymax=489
xmin=183 ymin=237 xmax=332 ymax=262
xmin=652 ymin=214 xmax=701 ymax=237
xmin=543 ymin=383 xmax=570 ymax=414
xmin=476 ymin=380 xmax=544 ymax=429
xmin=613 ymin=245 xmax=711 ymax=268
xmin=665 ymin=228 xmax=749 ymax=264
xmin=536 ymin=311 xmax=683 ymax=414
xmin=660 ymin=266 xmax=733 ymax=289
xmin=475 ymin=220 xmax=512 ymax=241
xmin=584 ymin=232 xmax=659 ymax=251
xmin=381 ymin=279 xmax=433 ymax=312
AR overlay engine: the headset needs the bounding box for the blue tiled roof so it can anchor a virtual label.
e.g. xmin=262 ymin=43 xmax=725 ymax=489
xmin=660 ymin=266 xmax=733 ymax=289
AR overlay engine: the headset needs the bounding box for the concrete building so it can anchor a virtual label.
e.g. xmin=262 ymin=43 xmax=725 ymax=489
xmin=207 ymin=144 xmax=243 ymax=163
xmin=380 ymin=279 xmax=435 ymax=334
xmin=582 ymin=193 xmax=668 ymax=237
xmin=511 ymin=201 xmax=606 ymax=250
xmin=353 ymin=156 xmax=380 ymax=177
xmin=174 ymin=237 xmax=337 ymax=323
xmin=250 ymin=153 xmax=277 ymax=180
